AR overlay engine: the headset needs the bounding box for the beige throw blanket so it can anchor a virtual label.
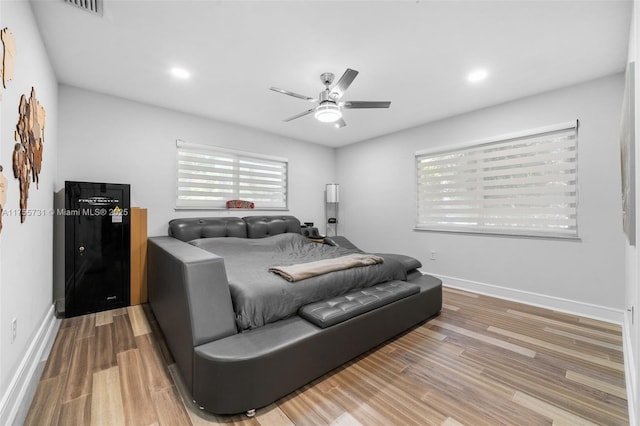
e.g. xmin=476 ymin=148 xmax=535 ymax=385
xmin=269 ymin=253 xmax=384 ymax=282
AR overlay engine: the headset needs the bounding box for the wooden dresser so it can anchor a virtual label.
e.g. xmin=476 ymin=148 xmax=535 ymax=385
xmin=130 ymin=207 xmax=148 ymax=305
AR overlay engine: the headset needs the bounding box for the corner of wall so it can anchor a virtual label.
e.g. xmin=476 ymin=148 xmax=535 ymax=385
xmin=623 ymin=1 xmax=639 ymax=422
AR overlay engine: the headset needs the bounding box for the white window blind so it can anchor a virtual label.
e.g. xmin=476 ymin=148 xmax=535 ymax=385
xmin=176 ymin=140 xmax=288 ymax=210
xmin=415 ymin=121 xmax=578 ymax=238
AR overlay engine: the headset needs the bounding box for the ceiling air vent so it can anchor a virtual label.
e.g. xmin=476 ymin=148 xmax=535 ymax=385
xmin=64 ymin=0 xmax=103 ymax=16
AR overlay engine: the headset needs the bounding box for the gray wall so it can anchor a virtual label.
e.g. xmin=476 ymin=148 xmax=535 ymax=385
xmin=0 ymin=0 xmax=59 ymax=408
xmin=336 ymin=74 xmax=625 ymax=318
xmin=58 ymin=85 xmax=336 ymax=236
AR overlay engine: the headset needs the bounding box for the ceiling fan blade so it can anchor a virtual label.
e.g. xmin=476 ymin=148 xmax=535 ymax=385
xmin=270 ymin=87 xmax=316 ymax=102
xmin=343 ymin=101 xmax=391 ymax=109
xmin=329 ymin=68 xmax=359 ymax=100
xmin=283 ymin=108 xmax=315 ymax=122
xmin=334 ymin=118 xmax=347 ymax=129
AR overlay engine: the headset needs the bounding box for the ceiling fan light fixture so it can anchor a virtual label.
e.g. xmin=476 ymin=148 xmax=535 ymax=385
xmin=272 ymin=68 xmax=390 ymax=127
xmin=315 ymin=103 xmax=342 ymax=123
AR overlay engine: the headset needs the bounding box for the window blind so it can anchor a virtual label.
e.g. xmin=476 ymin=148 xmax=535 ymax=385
xmin=176 ymin=140 xmax=288 ymax=210
xmin=415 ymin=121 xmax=578 ymax=238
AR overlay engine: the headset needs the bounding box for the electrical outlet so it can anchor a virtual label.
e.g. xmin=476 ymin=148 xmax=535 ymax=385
xmin=11 ymin=318 xmax=17 ymax=344
xmin=430 ymin=251 xmax=436 ymax=260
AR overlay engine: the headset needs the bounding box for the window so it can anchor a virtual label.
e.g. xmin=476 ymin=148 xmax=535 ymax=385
xmin=176 ymin=140 xmax=288 ymax=210
xmin=415 ymin=121 xmax=578 ymax=238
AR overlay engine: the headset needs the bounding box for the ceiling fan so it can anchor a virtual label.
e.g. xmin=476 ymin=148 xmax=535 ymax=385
xmin=270 ymin=68 xmax=391 ymax=128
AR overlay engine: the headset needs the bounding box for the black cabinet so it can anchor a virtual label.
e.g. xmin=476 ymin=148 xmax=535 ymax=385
xmin=54 ymin=181 xmax=130 ymax=317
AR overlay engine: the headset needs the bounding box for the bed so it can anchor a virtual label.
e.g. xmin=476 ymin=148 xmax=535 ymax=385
xmin=147 ymin=215 xmax=442 ymax=416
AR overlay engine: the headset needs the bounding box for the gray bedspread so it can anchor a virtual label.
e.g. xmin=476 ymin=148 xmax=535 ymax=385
xmin=190 ymin=233 xmax=407 ymax=330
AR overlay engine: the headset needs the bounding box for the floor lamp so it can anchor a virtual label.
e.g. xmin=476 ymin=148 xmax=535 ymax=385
xmin=325 ymin=183 xmax=339 ymax=237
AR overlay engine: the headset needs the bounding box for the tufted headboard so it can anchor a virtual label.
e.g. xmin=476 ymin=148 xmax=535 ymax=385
xmin=169 ymin=217 xmax=247 ymax=241
xmin=243 ymin=215 xmax=301 ymax=238
xmin=168 ymin=215 xmax=301 ymax=242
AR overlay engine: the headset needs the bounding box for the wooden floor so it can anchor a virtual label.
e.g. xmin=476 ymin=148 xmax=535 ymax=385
xmin=25 ymin=287 xmax=628 ymax=425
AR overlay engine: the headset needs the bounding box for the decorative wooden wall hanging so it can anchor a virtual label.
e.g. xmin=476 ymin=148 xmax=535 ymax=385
xmin=0 ymin=27 xmax=14 ymax=232
xmin=13 ymin=87 xmax=46 ymax=223
xmin=1 ymin=28 xmax=15 ymax=93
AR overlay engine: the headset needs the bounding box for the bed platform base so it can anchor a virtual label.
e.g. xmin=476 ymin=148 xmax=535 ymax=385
xmin=192 ymin=273 xmax=440 ymax=415
xmin=148 ymin=216 xmax=442 ymax=416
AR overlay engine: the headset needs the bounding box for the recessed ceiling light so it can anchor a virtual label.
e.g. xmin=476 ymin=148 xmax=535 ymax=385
xmin=467 ymin=69 xmax=488 ymax=83
xmin=170 ymin=67 xmax=191 ymax=80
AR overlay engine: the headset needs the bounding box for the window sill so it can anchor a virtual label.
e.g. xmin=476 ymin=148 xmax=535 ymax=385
xmin=413 ymin=226 xmax=581 ymax=241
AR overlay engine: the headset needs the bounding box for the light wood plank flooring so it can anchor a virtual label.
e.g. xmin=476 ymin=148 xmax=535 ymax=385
xmin=25 ymin=288 xmax=628 ymax=425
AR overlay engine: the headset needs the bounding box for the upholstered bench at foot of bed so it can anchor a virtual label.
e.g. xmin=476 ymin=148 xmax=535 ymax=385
xmin=299 ymin=281 xmax=420 ymax=328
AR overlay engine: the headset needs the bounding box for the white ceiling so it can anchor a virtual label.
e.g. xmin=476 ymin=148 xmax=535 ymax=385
xmin=30 ymin=0 xmax=632 ymax=147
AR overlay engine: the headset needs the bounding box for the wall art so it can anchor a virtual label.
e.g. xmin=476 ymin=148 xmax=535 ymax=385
xmin=0 ymin=27 xmax=15 ymax=233
xmin=1 ymin=27 xmax=15 ymax=94
xmin=621 ymin=61 xmax=636 ymax=245
xmin=13 ymin=87 xmax=46 ymax=223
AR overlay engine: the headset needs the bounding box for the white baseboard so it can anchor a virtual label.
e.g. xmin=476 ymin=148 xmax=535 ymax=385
xmin=623 ymin=313 xmax=638 ymax=426
xmin=0 ymin=304 xmax=58 ymax=426
xmin=428 ymin=272 xmax=625 ymax=324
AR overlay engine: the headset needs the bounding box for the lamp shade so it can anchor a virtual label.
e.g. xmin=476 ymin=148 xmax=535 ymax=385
xmin=326 ymin=183 xmax=339 ymax=203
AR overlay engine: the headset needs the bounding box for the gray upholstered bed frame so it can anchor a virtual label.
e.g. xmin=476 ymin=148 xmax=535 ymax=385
xmin=147 ymin=215 xmax=442 ymax=416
